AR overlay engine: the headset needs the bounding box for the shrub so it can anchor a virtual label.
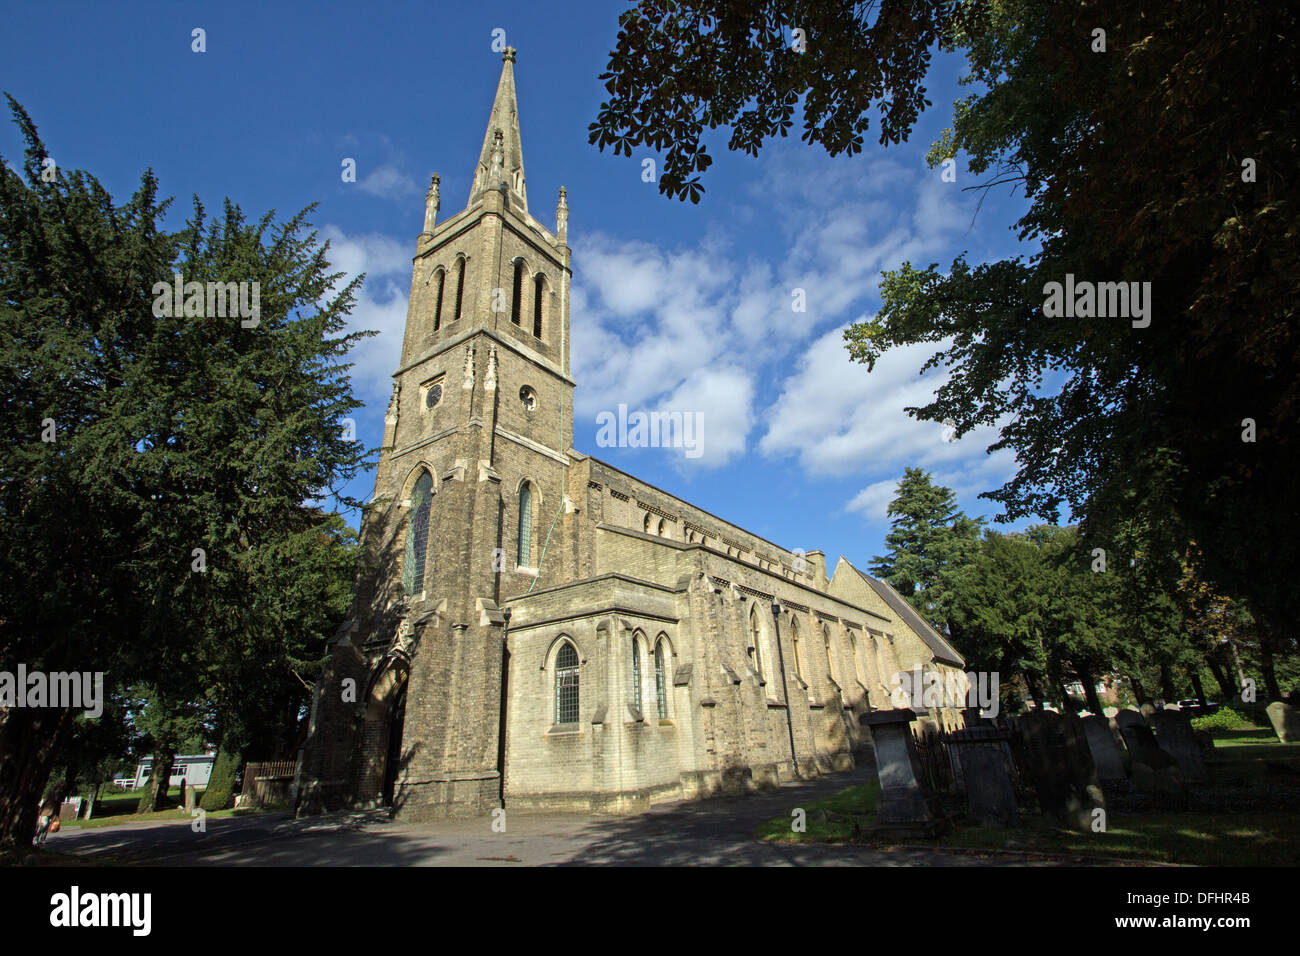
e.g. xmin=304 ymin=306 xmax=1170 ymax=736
xmin=199 ymin=750 xmax=239 ymax=811
xmin=1191 ymin=705 xmax=1256 ymax=732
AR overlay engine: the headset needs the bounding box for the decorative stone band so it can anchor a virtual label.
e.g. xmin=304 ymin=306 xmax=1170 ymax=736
xmin=782 ymin=599 xmax=810 ymax=614
xmin=636 ymin=500 xmax=679 ymax=521
xmin=587 ymin=480 xmax=603 ymax=491
xmin=609 ymin=489 xmax=630 ymax=502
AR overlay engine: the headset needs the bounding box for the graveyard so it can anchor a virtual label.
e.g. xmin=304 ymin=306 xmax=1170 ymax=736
xmin=760 ymin=702 xmax=1300 ymax=866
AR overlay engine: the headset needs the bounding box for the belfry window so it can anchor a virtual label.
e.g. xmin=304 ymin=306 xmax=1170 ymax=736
xmin=532 ymin=274 xmax=544 ymax=337
xmin=432 ymin=268 xmax=445 ymax=332
xmin=402 ymin=472 xmax=433 ymax=595
xmin=518 ymin=482 xmax=533 ymax=567
xmin=555 ymin=642 xmax=579 ymax=724
xmin=511 ymin=259 xmax=524 ymax=325
xmin=454 ymin=257 xmax=466 ymax=321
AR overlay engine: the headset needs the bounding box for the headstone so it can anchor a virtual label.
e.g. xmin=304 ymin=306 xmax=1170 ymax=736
xmin=1119 ymin=723 xmax=1185 ymax=795
xmin=1194 ymin=730 xmax=1215 ymax=754
xmin=1015 ymin=710 xmax=1102 ymax=828
xmin=961 ymin=744 xmax=1018 ymax=826
xmin=1082 ymin=715 xmax=1127 ymax=782
xmin=1114 ymin=708 xmax=1145 ymax=732
xmin=1266 ymin=701 xmax=1300 ymax=743
xmin=1139 ymin=702 xmax=1158 ymax=724
xmin=860 ymin=709 xmax=947 ymax=837
xmin=1150 ymin=710 xmax=1208 ymax=783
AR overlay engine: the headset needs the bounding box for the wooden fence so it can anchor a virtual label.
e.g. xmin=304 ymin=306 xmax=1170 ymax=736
xmin=240 ymin=760 xmax=297 ymax=808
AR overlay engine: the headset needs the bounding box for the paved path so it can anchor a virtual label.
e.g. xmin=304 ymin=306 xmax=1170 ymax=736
xmin=44 ymin=766 xmax=1098 ymax=866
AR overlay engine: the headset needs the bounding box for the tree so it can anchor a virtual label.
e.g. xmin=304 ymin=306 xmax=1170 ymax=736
xmin=843 ymin=0 xmax=1300 ymax=658
xmin=870 ymin=467 xmax=983 ymax=632
xmin=589 ymin=0 xmax=982 ymax=202
xmin=0 ymin=98 xmax=371 ymax=850
xmin=591 ymin=0 xmax=1299 ymax=690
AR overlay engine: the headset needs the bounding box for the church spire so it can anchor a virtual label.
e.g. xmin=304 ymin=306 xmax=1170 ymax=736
xmin=470 ymin=47 xmax=526 ymax=210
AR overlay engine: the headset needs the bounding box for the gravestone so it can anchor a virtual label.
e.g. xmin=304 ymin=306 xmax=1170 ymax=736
xmin=1150 ymin=710 xmax=1208 ymax=783
xmin=1082 ymin=715 xmax=1127 ymax=782
xmin=1115 ymin=709 xmax=1145 ymax=733
xmin=960 ymin=744 xmax=1018 ymax=826
xmin=1119 ymin=723 xmax=1185 ymax=795
xmin=1266 ymin=701 xmax=1300 ymax=744
xmin=1015 ymin=710 xmax=1102 ymax=828
xmin=860 ymin=709 xmax=947 ymax=837
xmin=1139 ymin=702 xmax=1159 ymax=725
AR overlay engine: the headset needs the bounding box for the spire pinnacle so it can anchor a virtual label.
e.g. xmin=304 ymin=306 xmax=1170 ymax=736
xmin=470 ymin=48 xmax=526 ymax=209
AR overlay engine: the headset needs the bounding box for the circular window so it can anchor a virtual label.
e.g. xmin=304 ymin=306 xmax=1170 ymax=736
xmin=519 ymin=386 xmax=537 ymax=411
xmin=425 ymin=383 xmax=442 ymax=409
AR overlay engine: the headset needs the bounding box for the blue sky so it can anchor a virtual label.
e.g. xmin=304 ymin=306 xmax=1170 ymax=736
xmin=2 ymin=0 xmax=1039 ymax=571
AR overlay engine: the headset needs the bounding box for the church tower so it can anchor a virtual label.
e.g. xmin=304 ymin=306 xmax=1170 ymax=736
xmin=300 ymin=48 xmax=575 ymax=818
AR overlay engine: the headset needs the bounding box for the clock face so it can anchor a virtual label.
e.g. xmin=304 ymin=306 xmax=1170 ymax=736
xmin=426 ymin=383 xmax=442 ymax=408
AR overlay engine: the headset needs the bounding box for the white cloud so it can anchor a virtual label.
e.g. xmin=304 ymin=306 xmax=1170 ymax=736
xmin=358 ymin=163 xmax=421 ymax=200
xmin=321 ymin=225 xmax=411 ymax=405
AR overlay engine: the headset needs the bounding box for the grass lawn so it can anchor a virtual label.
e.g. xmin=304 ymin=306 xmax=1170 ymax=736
xmin=756 ymin=724 xmax=1299 ymax=865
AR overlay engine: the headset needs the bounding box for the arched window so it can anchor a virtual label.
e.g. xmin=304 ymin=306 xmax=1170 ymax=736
xmin=630 ymin=637 xmax=642 ymax=715
xmin=823 ymin=623 xmax=837 ymax=685
xmin=643 ymin=512 xmax=652 ymax=533
xmin=657 ymin=517 xmax=666 ymax=537
xmin=791 ymin=616 xmax=804 ymax=679
xmin=432 ymin=268 xmax=445 ymax=332
xmin=517 ymin=482 xmax=533 ymax=567
xmin=453 ymin=257 xmax=466 ymax=321
xmin=402 ymin=472 xmax=433 ymax=595
xmin=511 ymin=259 xmax=524 ymax=325
xmin=532 ymin=274 xmax=544 ymax=337
xmin=748 ymin=607 xmax=764 ymax=678
xmin=654 ymin=638 xmax=668 ymax=718
xmin=555 ymin=642 xmax=579 ymax=724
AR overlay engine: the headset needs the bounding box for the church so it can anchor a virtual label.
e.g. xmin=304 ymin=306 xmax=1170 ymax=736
xmin=297 ymin=49 xmax=966 ymax=819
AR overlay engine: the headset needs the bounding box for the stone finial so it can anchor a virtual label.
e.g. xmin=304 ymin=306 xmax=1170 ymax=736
xmin=485 ymin=344 xmax=498 ymax=392
xmin=556 ymin=186 xmax=568 ymax=242
xmin=423 ymin=174 xmax=440 ymax=234
xmin=462 ymin=342 xmax=476 ymax=390
xmin=503 ymin=46 xmax=517 ymax=63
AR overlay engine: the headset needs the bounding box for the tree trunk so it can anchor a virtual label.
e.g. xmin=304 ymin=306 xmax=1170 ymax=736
xmin=1025 ymin=675 xmax=1045 ymax=709
xmin=1188 ymin=671 xmax=1208 ymax=707
xmin=1205 ymin=651 xmax=1236 ymax=700
xmin=138 ymin=751 xmax=174 ymax=813
xmin=0 ymin=705 xmax=76 ymax=852
xmin=1260 ymin=634 xmax=1283 ymax=702
xmin=1158 ymin=663 xmax=1177 ymax=703
xmin=1129 ymin=675 xmax=1149 ymax=707
xmin=1081 ymin=665 xmax=1104 ymax=715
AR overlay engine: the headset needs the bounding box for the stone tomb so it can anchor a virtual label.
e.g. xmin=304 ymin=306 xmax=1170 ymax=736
xmin=860 ymin=709 xmax=948 ymax=837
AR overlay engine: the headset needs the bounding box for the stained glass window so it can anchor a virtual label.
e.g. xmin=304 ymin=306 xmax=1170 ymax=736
xmin=402 ymin=472 xmax=433 ymax=595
